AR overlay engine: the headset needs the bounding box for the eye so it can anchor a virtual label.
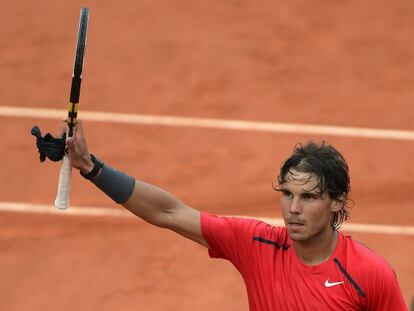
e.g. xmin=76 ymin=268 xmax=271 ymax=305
xmin=280 ymin=189 xmax=293 ymax=198
xmin=302 ymin=193 xmax=318 ymax=200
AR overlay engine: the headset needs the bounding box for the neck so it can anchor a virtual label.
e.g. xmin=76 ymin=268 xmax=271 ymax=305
xmin=293 ymin=227 xmax=338 ymax=266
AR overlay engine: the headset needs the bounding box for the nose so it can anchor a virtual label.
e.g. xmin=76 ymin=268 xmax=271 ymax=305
xmin=289 ymin=197 xmax=302 ymax=214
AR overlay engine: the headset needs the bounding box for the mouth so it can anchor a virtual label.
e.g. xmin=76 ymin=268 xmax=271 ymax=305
xmin=287 ymin=221 xmax=305 ymax=231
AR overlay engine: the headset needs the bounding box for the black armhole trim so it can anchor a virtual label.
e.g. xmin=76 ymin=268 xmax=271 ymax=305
xmin=253 ymin=236 xmax=290 ymax=250
xmin=334 ymin=257 xmax=366 ymax=298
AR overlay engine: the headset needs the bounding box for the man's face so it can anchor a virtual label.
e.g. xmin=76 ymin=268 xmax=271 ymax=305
xmin=279 ymin=170 xmax=341 ymax=243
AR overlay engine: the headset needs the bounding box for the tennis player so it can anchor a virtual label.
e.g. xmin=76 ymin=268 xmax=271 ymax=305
xmin=46 ymin=120 xmax=409 ymax=310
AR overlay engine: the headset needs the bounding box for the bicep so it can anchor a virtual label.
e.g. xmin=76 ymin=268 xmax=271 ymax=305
xmin=163 ymin=205 xmax=209 ymax=248
xmin=123 ymin=180 xmax=208 ymax=248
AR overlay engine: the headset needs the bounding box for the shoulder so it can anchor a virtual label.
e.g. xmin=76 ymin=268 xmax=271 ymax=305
xmin=200 ymin=213 xmax=288 ymax=269
xmin=201 ymin=212 xmax=286 ymax=243
xmin=341 ymin=234 xmax=394 ymax=273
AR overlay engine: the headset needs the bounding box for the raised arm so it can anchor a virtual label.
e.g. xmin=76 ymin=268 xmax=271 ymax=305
xmin=66 ymin=120 xmax=208 ymax=248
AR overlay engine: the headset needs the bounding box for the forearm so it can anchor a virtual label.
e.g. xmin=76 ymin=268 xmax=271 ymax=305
xmin=80 ymin=155 xmax=188 ymax=227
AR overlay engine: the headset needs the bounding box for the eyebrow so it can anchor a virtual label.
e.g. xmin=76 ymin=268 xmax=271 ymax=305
xmin=279 ymin=187 xmax=322 ymax=196
xmin=279 ymin=186 xmax=316 ymax=192
xmin=301 ymin=190 xmax=321 ymax=194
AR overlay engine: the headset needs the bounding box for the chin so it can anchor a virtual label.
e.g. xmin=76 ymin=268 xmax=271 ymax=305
xmin=287 ymin=230 xmax=308 ymax=242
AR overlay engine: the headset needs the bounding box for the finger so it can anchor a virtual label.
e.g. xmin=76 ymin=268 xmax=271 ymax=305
xmin=74 ymin=119 xmax=84 ymax=138
xmin=66 ymin=137 xmax=76 ymax=152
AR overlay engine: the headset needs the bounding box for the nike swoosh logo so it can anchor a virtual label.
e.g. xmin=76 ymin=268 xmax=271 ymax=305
xmin=324 ymin=279 xmax=344 ymax=288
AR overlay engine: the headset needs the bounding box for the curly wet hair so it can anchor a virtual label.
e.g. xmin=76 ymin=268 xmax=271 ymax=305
xmin=276 ymin=141 xmax=351 ymax=230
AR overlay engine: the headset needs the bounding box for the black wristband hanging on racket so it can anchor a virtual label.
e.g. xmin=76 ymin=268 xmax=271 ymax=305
xmin=31 ymin=126 xmax=66 ymax=162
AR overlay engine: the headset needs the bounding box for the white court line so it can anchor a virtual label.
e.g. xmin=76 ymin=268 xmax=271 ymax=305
xmin=1 ymin=201 xmax=413 ymax=236
xmin=1 ymin=105 xmax=414 ymax=140
xmin=0 ymin=202 xmax=132 ymax=218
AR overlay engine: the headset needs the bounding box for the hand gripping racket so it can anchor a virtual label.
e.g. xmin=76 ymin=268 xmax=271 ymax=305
xmin=55 ymin=7 xmax=90 ymax=209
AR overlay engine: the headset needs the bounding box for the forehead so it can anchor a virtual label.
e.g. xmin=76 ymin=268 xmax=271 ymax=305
xmin=281 ymin=170 xmax=321 ymax=192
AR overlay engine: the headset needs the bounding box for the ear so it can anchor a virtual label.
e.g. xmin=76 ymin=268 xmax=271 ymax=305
xmin=330 ymin=195 xmax=345 ymax=213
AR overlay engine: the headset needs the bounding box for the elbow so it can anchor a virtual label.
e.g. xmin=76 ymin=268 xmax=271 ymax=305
xmin=130 ymin=201 xmax=181 ymax=229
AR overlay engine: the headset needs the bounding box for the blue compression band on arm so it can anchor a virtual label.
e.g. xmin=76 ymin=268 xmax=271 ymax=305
xmin=90 ymin=163 xmax=136 ymax=204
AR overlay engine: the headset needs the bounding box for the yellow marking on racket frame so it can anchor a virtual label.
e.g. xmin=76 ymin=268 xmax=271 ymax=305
xmin=68 ymin=102 xmax=79 ymax=114
xmin=67 ymin=102 xmax=79 ymax=126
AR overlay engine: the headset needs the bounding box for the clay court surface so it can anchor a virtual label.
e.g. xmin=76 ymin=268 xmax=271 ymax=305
xmin=1 ymin=1 xmax=413 ymax=310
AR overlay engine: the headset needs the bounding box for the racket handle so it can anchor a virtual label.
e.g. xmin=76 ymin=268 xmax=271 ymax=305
xmin=54 ymin=155 xmax=72 ymax=209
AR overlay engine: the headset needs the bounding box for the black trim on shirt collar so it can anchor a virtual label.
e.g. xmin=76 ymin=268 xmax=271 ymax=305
xmin=334 ymin=257 xmax=366 ymax=298
xmin=253 ymin=236 xmax=290 ymax=250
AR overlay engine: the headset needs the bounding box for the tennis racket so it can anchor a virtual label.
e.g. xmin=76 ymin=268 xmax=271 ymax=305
xmin=55 ymin=7 xmax=90 ymax=209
